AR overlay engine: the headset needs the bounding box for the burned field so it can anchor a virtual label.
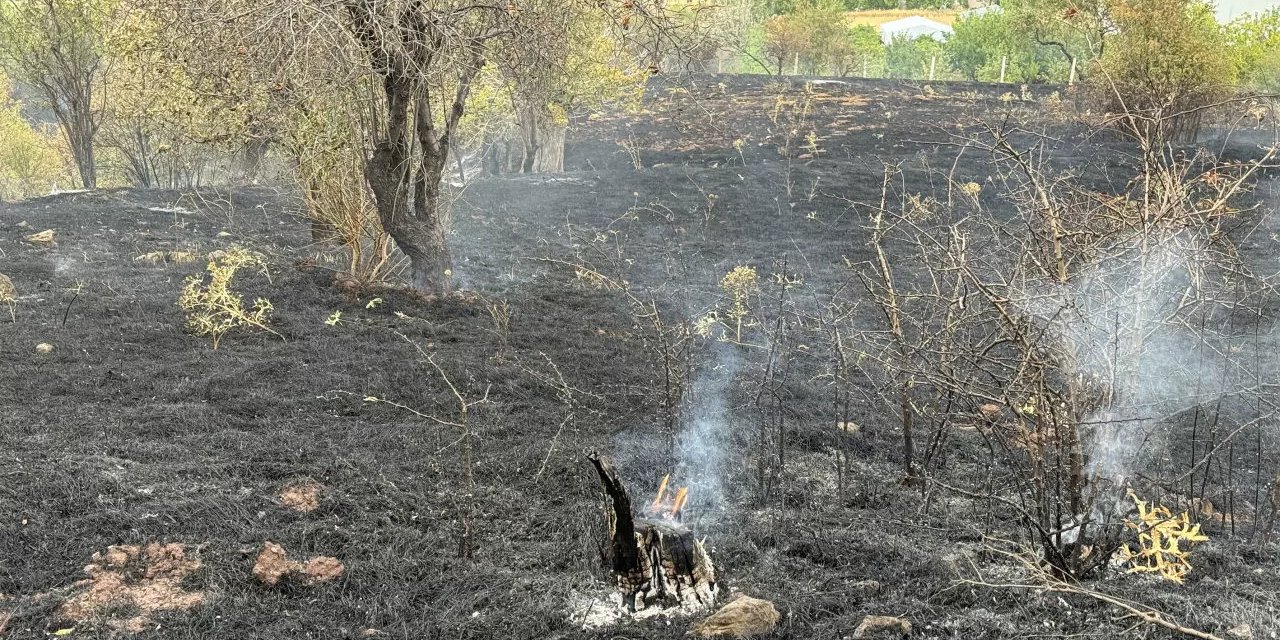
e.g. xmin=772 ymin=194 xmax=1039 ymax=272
xmin=3 ymin=76 xmax=1280 ymax=639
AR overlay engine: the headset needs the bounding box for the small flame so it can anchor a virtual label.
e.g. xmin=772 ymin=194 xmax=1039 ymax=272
xmin=647 ymin=474 xmax=690 ymax=520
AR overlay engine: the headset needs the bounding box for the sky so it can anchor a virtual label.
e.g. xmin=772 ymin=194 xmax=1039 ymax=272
xmin=1215 ymin=0 xmax=1280 ymax=20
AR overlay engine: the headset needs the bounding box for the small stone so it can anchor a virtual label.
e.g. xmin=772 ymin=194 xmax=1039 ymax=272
xmin=0 ymin=274 xmax=15 ymax=302
xmin=279 ymin=479 xmax=323 ymax=513
xmin=837 ymin=421 xmax=861 ymax=434
xmin=302 ymin=556 xmax=344 ymax=583
xmin=252 ymin=541 xmax=343 ymax=587
xmin=35 ymin=343 xmax=54 ymax=354
xmin=25 ymin=229 xmax=56 ymax=247
xmin=1228 ymin=623 xmax=1253 ymax=639
xmin=217 ymin=231 xmax=232 ymax=238
xmin=251 ymin=541 xmax=293 ymax=587
xmin=693 ymin=595 xmax=779 ymax=637
xmin=852 ymin=615 xmax=912 ymax=638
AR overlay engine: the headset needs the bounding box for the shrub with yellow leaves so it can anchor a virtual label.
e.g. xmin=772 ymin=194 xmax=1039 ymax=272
xmin=696 ymin=266 xmax=761 ymax=343
xmin=178 ymin=247 xmax=279 ymax=349
xmin=1117 ymin=490 xmax=1209 ymax=584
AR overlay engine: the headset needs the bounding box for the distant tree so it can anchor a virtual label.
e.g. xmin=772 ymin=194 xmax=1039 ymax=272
xmin=791 ymin=1 xmax=851 ymax=75
xmin=763 ymin=13 xmax=807 ymax=73
xmin=490 ymin=3 xmax=647 ymax=173
xmin=0 ymin=0 xmax=119 ymax=189
xmin=1002 ymin=0 xmax=1109 ymax=77
xmin=1225 ymin=8 xmax=1280 ymax=92
xmin=947 ymin=9 xmax=1067 ymax=82
xmin=884 ymin=34 xmax=944 ymax=80
xmin=0 ymin=71 xmax=69 ymax=199
xmin=762 ymin=1 xmax=884 ymax=76
xmin=846 ymin=25 xmax=886 ymax=76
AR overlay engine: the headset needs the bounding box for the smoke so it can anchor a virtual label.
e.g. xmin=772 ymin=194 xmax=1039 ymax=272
xmin=1018 ymin=236 xmax=1254 ymax=486
xmin=673 ymin=341 xmax=740 ymax=518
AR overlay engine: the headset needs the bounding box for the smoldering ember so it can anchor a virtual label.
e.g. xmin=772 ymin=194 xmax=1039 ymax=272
xmin=1 ymin=1 xmax=1280 ymax=638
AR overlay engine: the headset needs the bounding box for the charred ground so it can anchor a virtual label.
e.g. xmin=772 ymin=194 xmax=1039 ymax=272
xmin=1 ymin=76 xmax=1278 ymax=639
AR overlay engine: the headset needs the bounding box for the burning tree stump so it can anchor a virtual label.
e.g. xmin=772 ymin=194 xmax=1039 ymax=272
xmin=588 ymin=452 xmax=717 ymax=613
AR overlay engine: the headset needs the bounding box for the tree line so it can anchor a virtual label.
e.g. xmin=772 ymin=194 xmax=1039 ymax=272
xmin=0 ymin=0 xmax=1276 ymax=295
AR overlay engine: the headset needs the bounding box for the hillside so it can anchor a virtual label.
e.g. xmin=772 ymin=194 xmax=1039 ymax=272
xmin=2 ymin=75 xmax=1278 ymax=639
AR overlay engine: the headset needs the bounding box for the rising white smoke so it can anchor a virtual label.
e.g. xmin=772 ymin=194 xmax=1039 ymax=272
xmin=1019 ymin=234 xmax=1252 ymax=486
xmin=673 ymin=342 xmax=741 ymax=522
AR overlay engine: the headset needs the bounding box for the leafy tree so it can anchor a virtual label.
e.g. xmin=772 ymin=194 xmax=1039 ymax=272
xmin=762 ymin=1 xmax=885 ymax=76
xmin=792 ymin=1 xmax=850 ymax=74
xmin=1002 ymin=0 xmax=1109 ymax=76
xmin=885 ymin=34 xmax=944 ymax=80
xmin=1225 ymin=8 xmax=1280 ymax=92
xmin=763 ymin=13 xmax=807 ymax=73
xmin=162 ymin=0 xmax=683 ymax=295
xmin=846 ymin=25 xmax=886 ymax=76
xmin=0 ymin=72 xmax=69 ymax=199
xmin=947 ymin=9 xmax=1067 ymax=83
xmin=1091 ymin=0 xmax=1236 ymax=143
xmin=97 ymin=9 xmax=257 ymax=188
xmin=661 ymin=0 xmax=762 ymax=72
xmin=489 ymin=3 xmax=647 ymax=173
xmin=0 ymin=0 xmax=120 ymax=189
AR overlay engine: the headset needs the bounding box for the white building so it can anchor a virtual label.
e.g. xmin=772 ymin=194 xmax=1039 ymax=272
xmin=879 ymin=16 xmax=954 ymax=46
xmin=960 ymin=3 xmax=1003 ymax=19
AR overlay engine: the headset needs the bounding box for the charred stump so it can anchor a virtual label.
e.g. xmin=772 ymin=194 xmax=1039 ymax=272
xmin=588 ymin=452 xmax=717 ymax=612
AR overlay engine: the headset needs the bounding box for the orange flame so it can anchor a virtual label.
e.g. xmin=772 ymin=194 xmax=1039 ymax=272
xmin=647 ymin=474 xmax=690 ymax=520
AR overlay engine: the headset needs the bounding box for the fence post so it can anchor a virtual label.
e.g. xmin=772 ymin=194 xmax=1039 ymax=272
xmin=793 ymin=52 xmax=800 ymax=76
xmin=1068 ymin=57 xmax=1078 ymax=86
xmin=999 ymin=56 xmax=1008 ymax=83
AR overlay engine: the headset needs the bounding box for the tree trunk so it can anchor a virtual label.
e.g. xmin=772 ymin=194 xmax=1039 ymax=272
xmin=345 ymin=0 xmax=491 ymax=295
xmin=517 ymin=106 xmax=566 ymax=173
xmin=236 ymin=136 xmax=271 ymax=183
xmin=67 ymin=119 xmax=97 ymax=190
xmin=364 ymin=140 xmax=454 ymax=296
xmin=587 ymin=453 xmax=717 ymax=613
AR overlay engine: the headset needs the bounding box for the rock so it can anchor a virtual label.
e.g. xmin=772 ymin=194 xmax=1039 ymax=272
xmin=59 ymin=543 xmax=205 ymax=633
xmin=303 ymin=556 xmax=345 ymax=583
xmin=251 ymin=541 xmax=294 ymax=587
xmin=1227 ymin=624 xmax=1253 ymax=639
xmin=279 ymin=479 xmax=323 ymax=513
xmin=693 ymin=595 xmax=779 ymax=638
xmin=35 ymin=343 xmax=54 ymax=354
xmin=0 ymin=274 xmax=15 ymax=302
xmin=852 ymin=615 xmax=911 ymax=638
xmin=24 ymin=229 xmax=55 ymax=247
xmin=252 ymin=541 xmax=344 ymax=587
xmin=836 ymin=421 xmax=861 ymax=434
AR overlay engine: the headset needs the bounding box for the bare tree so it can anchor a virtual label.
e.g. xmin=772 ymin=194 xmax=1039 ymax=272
xmin=857 ymin=105 xmax=1278 ymax=578
xmin=0 ymin=0 xmax=115 ymax=189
